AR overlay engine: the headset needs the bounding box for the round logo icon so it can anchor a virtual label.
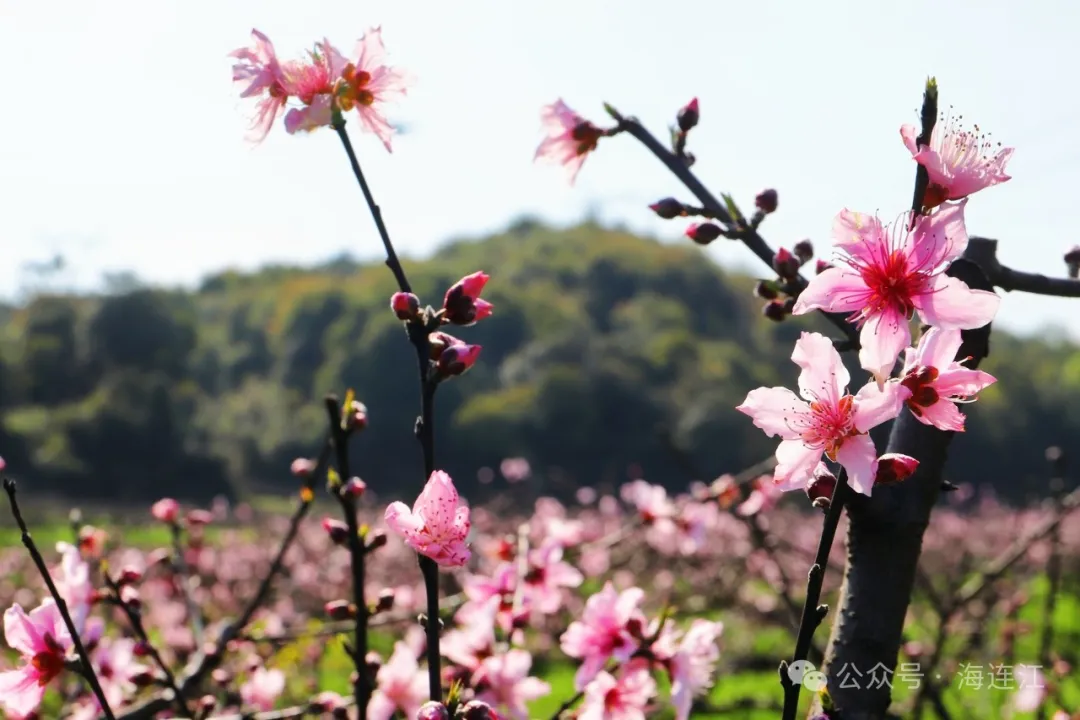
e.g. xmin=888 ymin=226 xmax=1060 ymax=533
xmin=787 ymin=660 xmax=816 ymax=685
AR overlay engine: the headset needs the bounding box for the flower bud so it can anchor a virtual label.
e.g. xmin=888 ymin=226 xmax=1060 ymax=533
xmin=436 ymin=343 xmax=483 ymax=378
xmin=754 ymin=280 xmax=779 ymax=301
xmin=322 ymin=517 xmax=350 ymax=546
xmin=676 ymin=97 xmax=699 ymax=132
xmin=212 ymin=668 xmax=231 ymax=685
xmin=417 ymin=702 xmax=451 ymax=720
xmin=1065 ymin=246 xmax=1080 ymax=279
xmin=649 ymin=197 xmax=685 ymax=219
xmin=875 ymin=454 xmax=919 ymax=485
xmin=793 ymin=239 xmax=814 ymax=264
xmin=350 ymin=400 xmax=369 ymax=430
xmin=755 ymin=189 xmax=778 ymax=214
xmin=325 ymin=600 xmax=357 ymax=620
xmin=375 ymin=589 xmax=395 ymax=613
xmin=151 ymin=498 xmax=179 ymax=524
xmin=772 ymin=248 xmax=800 ymax=280
xmin=443 ymin=271 xmax=493 ymax=326
xmin=807 ymin=465 xmax=837 ymax=509
xmin=390 ymin=292 xmax=421 ymax=321
xmin=198 ymin=695 xmax=217 ymax=713
xmin=120 ymin=585 xmax=141 ymax=609
xmin=685 ymin=222 xmax=723 ymax=245
xmin=815 ymin=260 xmax=834 ymax=275
xmin=762 ymin=300 xmax=787 ymax=322
xmin=118 ymin=567 xmax=143 ymax=586
xmin=291 ymin=457 xmax=316 ymax=477
xmin=366 ymin=530 xmax=388 ymax=552
xmin=130 ymin=668 xmax=157 ymax=687
xmin=133 ymin=640 xmax=153 ymax=658
xmin=343 ymin=477 xmax=367 ymax=498
xmin=185 ymin=509 xmax=213 ymax=526
xmin=456 ymin=700 xmax=498 ymax=720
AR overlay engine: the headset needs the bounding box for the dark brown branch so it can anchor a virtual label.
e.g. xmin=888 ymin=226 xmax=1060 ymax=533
xmin=4 ymin=479 xmax=117 ymax=720
xmin=608 ymin=107 xmax=861 ymax=349
xmin=965 ymin=237 xmax=1080 ymax=297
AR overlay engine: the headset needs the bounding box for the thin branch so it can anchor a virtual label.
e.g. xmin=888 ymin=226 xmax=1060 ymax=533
xmin=779 ymin=470 xmax=851 ymax=720
xmin=607 ymin=106 xmax=860 ymax=349
xmin=4 ymin=478 xmax=117 ymax=720
xmin=169 ymin=520 xmax=205 ymax=648
xmin=102 ymin=571 xmax=191 ymax=717
xmin=190 ymin=697 xmax=355 ymax=720
xmin=965 ymin=237 xmax=1080 ymax=297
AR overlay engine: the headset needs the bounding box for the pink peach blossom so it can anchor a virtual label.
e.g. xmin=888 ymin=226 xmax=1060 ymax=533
xmin=521 ymin=539 xmax=583 ymax=613
xmin=898 ymin=327 xmax=996 ymax=432
xmin=240 ymin=666 xmax=286 ymax=711
xmin=579 ymin=663 xmax=656 ymax=720
xmin=654 ymin=620 xmax=724 ymax=720
xmin=535 ymin=99 xmax=603 ymax=185
xmin=560 ymin=582 xmax=645 ymax=690
xmin=901 ymin=117 xmax=1013 ymax=207
xmin=329 ymin=28 xmax=411 ymax=152
xmin=442 ymin=597 xmax=498 ymax=670
xmin=474 ymin=650 xmax=551 ymax=720
xmin=737 ymin=476 xmax=784 ymax=516
xmin=230 ymin=30 xmax=289 ymax=143
xmin=369 ymin=642 xmax=428 ymax=720
xmin=92 ymin=637 xmax=146 ymax=712
xmin=736 ymin=332 xmax=904 ymax=495
xmin=384 ymin=470 xmax=471 ymax=567
xmin=151 ymin=497 xmax=180 ymax=524
xmin=792 ymin=203 xmax=999 ymax=381
xmin=0 ymin=600 xmax=73 ymax=718
xmin=54 ymin=542 xmax=93 ymax=634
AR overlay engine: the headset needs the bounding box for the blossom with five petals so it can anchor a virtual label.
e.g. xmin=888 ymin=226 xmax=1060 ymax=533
xmin=560 ymin=582 xmax=645 ymax=690
xmin=385 ymin=470 xmax=471 ymax=567
xmin=473 ymin=649 xmax=551 ymax=720
xmin=736 ymin=332 xmax=904 ymax=496
xmin=898 ymin=326 xmax=996 ymax=432
xmin=792 ymin=202 xmax=999 ymax=382
xmin=579 ymin=662 xmax=656 ymax=720
xmin=369 ymin=642 xmax=428 ymax=720
xmin=0 ymin=600 xmax=74 ymax=718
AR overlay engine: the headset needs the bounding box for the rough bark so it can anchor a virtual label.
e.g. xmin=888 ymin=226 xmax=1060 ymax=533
xmin=818 ymin=247 xmax=995 ymax=719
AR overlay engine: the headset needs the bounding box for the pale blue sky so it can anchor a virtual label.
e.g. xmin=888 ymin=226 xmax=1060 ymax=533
xmin=2 ymin=1 xmax=1079 ymax=338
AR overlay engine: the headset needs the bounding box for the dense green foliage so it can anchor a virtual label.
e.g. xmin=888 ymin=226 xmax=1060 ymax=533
xmin=2 ymin=219 xmax=1077 ymax=504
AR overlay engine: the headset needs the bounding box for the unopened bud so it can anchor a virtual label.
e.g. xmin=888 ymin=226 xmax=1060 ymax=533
xmin=198 ymin=695 xmax=217 ymax=713
xmin=134 ymin=640 xmax=153 ymax=658
xmin=130 ymin=668 xmax=157 ymax=687
xmin=649 ymin=197 xmax=684 ymax=219
xmin=120 ymin=585 xmax=141 ymax=609
xmin=367 ymin=530 xmax=388 ymax=552
xmin=436 ymin=343 xmax=482 ymax=378
xmin=815 ymin=260 xmax=834 ymax=275
xmin=793 ymin=239 xmax=814 ymax=264
xmin=390 ymin=292 xmax=421 ymax=321
xmin=375 ymin=589 xmax=395 ymax=613
xmin=755 ymin=189 xmax=778 ymax=214
xmin=350 ymin=401 xmax=369 ymax=431
xmin=343 ymin=477 xmax=367 ymax=498
xmin=676 ymin=97 xmax=700 ymax=132
xmin=876 ymin=454 xmax=919 ymax=485
xmin=325 ymin=600 xmax=357 ymax=620
xmin=763 ymin=300 xmax=787 ymax=322
xmin=685 ymin=222 xmax=722 ymax=245
xmin=322 ymin=517 xmax=350 ymax=545
xmin=417 ymin=701 xmax=451 ymax=720
xmin=212 ymin=668 xmax=231 ymax=685
xmin=773 ymin=248 xmax=800 ymax=280
xmin=807 ymin=465 xmax=838 ymax=510
xmin=1065 ymin=246 xmax=1080 ymax=279
xmin=456 ymin=700 xmax=498 ymax=720
xmin=291 ymin=457 xmax=316 ymax=477
xmin=118 ymin=567 xmax=143 ymax=586
xmin=754 ymin=280 xmax=779 ymax=300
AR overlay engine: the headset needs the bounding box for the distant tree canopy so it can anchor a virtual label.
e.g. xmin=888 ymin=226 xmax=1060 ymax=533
xmin=0 ymin=221 xmax=1077 ymax=505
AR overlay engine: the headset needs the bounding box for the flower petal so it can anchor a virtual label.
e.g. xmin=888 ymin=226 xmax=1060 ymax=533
xmin=384 ymin=502 xmax=421 ymax=537
xmin=934 ymin=368 xmax=996 ymax=398
xmin=900 ymin=124 xmax=920 ymax=155
xmin=791 ymin=269 xmax=871 ymax=315
xmin=852 ymin=380 xmax=904 ymax=433
xmin=792 ymin=332 xmax=850 ymax=405
xmin=906 ymin=200 xmax=968 ymax=270
xmin=913 ymin=326 xmax=963 ymax=370
xmin=858 ymin=308 xmax=911 ymax=383
xmin=832 ymin=209 xmax=885 ymax=264
xmin=915 ymin=275 xmax=1000 ymax=330
xmin=4 ymin=603 xmax=42 ymax=656
xmin=836 ymin=434 xmax=878 ymax=496
xmin=773 ymin=439 xmax=821 ymax=491
xmin=913 ymin=398 xmax=967 ymax=432
xmin=736 ymin=387 xmax=809 ymax=441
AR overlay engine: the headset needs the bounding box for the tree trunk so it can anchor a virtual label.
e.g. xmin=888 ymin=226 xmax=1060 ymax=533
xmin=818 ymin=246 xmax=996 ymax=719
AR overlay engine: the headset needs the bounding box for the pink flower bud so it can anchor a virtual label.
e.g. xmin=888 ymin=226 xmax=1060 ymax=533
xmin=350 ymin=401 xmax=369 ymax=430
xmin=185 ymin=509 xmax=213 ymax=526
xmin=134 ymin=640 xmax=153 ymax=658
xmin=685 ymin=222 xmax=722 ymax=245
xmin=754 ymin=280 xmax=779 ymax=300
xmin=343 ymin=477 xmax=367 ymax=498
xmin=443 ymin=271 xmax=493 ymax=325
xmin=649 ymin=197 xmax=684 ymax=219
xmin=806 ymin=465 xmax=837 ymax=509
xmin=366 ymin=529 xmax=388 ymax=552
xmin=118 ymin=567 xmax=143 ymax=585
xmin=875 ymin=454 xmax=919 ymax=485
xmin=456 ymin=701 xmax=497 ymax=720
xmin=390 ymin=291 xmax=421 ymax=321
xmin=436 ymin=343 xmax=482 ymax=378
xmin=324 ymin=600 xmax=357 ymax=620
xmin=815 ymin=260 xmax=834 ymax=275
xmin=291 ymin=458 xmax=316 ymax=477
xmin=793 ymin=239 xmax=814 ymax=264
xmin=198 ymin=695 xmax=217 ymax=712
xmin=131 ymin=668 xmax=157 ymax=687
xmin=212 ymin=668 xmax=231 ymax=684
xmin=677 ymin=97 xmax=700 ymax=132
xmin=417 ymin=701 xmax=451 ymax=720
xmin=755 ymin=188 xmax=779 ymax=214
xmin=120 ymin=585 xmax=141 ymax=609
xmin=762 ymin=300 xmax=787 ymax=322
xmin=151 ymin=498 xmax=179 ymax=524
xmin=773 ymin=248 xmax=800 ymax=280
xmin=322 ymin=517 xmax=350 ymax=545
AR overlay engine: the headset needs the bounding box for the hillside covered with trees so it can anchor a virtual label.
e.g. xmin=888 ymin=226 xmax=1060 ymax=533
xmin=1 ymin=219 xmax=1077 ymax=505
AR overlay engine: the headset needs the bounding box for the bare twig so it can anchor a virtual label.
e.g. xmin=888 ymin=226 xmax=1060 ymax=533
xmin=964 ymin=238 xmax=1080 ymax=297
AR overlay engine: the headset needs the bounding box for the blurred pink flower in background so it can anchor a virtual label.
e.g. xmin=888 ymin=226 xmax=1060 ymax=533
xmin=535 ymin=99 xmax=603 ymax=184
xmin=474 ymin=649 xmax=551 ymax=720
xmin=561 ymin=583 xmax=645 ymax=690
xmin=369 ymin=642 xmax=428 ymax=720
xmin=240 ymin=666 xmax=286 ymax=711
xmin=500 ymin=457 xmax=532 ymax=483
xmin=579 ymin=662 xmax=655 ymax=720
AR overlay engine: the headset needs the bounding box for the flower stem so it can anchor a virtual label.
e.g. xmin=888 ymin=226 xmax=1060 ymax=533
xmin=780 ymin=469 xmax=851 ymax=720
xmin=3 ymin=478 xmax=117 ymax=720
xmin=333 ymin=120 xmax=442 ymax=702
